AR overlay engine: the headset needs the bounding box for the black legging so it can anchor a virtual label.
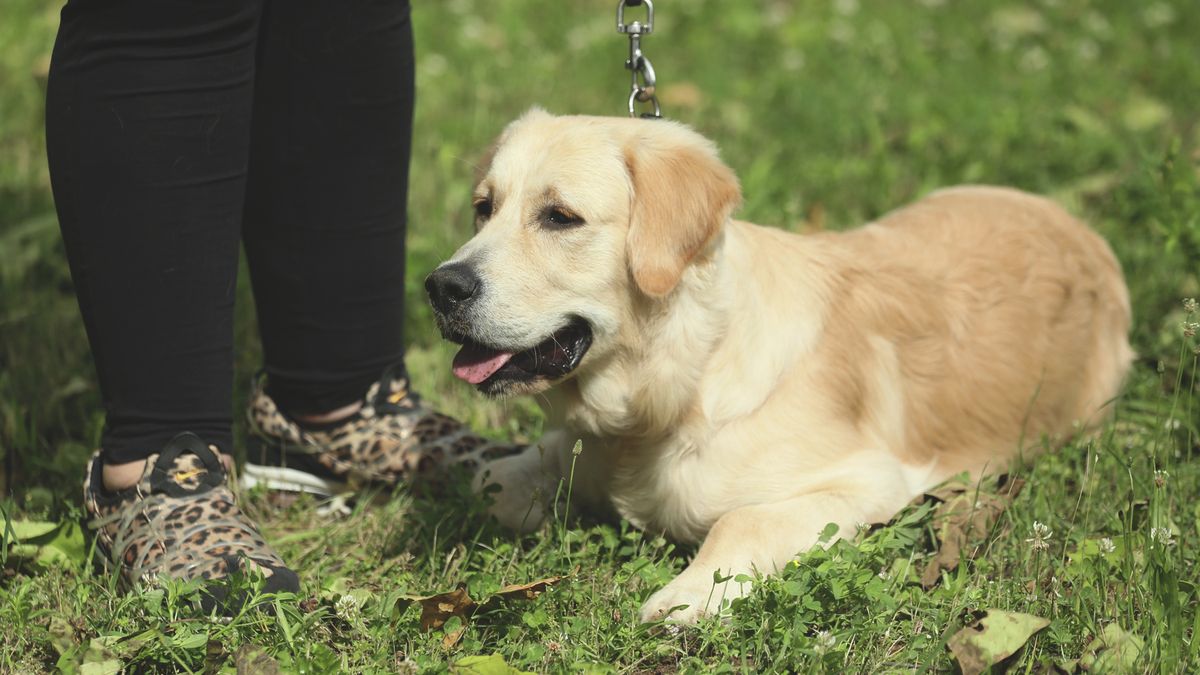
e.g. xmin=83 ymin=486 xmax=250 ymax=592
xmin=46 ymin=0 xmax=414 ymax=464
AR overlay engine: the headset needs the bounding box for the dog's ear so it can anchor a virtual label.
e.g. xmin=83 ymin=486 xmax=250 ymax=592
xmin=624 ymin=129 xmax=741 ymax=298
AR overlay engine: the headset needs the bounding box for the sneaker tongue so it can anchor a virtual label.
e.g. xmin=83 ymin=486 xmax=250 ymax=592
xmin=452 ymin=343 xmax=515 ymax=384
xmin=140 ymin=453 xmax=212 ymax=493
xmin=145 ymin=435 xmax=226 ymax=496
xmin=161 ymin=454 xmax=210 ymax=491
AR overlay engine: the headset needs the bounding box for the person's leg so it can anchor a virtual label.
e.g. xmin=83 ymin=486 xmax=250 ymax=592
xmin=243 ymin=0 xmax=414 ymax=418
xmin=239 ymin=0 xmax=524 ymax=494
xmin=47 ymin=0 xmax=297 ymax=596
xmin=47 ymin=0 xmax=261 ymax=485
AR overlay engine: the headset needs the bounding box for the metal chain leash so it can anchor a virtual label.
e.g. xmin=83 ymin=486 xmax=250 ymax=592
xmin=616 ymin=0 xmax=662 ymax=118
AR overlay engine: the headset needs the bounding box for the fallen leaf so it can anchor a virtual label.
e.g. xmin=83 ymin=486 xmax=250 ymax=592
xmin=1079 ymin=624 xmax=1143 ymax=673
xmin=451 ymin=653 xmax=535 ymax=674
xmin=917 ymin=474 xmax=1024 ymax=588
xmin=418 ymin=586 xmax=476 ymax=631
xmin=947 ymin=609 xmax=1049 ymax=675
xmin=442 ymin=625 xmax=467 ymax=651
xmin=491 ymin=576 xmax=563 ymax=603
xmin=76 ymin=638 xmax=123 ymax=675
xmin=234 ymin=644 xmax=282 ymax=675
xmin=396 ymin=574 xmax=568 ymax=632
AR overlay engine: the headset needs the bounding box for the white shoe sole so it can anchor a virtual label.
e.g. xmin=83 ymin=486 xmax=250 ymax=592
xmin=240 ymin=463 xmax=346 ymax=498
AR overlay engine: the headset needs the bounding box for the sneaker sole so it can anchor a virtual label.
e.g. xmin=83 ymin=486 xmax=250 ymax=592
xmin=240 ymin=462 xmax=347 ymax=497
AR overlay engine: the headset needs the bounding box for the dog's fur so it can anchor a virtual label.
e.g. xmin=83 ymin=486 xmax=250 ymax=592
xmin=430 ymin=109 xmax=1133 ymax=623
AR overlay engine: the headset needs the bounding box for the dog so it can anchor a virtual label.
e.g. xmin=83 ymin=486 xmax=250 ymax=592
xmin=425 ymin=108 xmax=1133 ymax=623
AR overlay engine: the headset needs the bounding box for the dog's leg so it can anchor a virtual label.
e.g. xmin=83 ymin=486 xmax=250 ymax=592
xmin=639 ymin=491 xmax=889 ymax=624
xmin=473 ymin=430 xmax=572 ymax=532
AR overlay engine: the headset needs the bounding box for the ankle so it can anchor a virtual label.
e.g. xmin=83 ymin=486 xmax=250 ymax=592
xmin=101 ymin=459 xmax=149 ymax=491
xmin=100 ymin=452 xmax=234 ymax=491
xmin=293 ymin=401 xmax=363 ymax=427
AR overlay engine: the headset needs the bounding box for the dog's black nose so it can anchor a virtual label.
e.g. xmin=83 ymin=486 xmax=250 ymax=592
xmin=425 ymin=262 xmax=481 ymax=315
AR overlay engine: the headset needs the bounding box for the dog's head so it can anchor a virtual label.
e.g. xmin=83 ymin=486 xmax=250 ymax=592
xmin=426 ymin=108 xmax=741 ymax=398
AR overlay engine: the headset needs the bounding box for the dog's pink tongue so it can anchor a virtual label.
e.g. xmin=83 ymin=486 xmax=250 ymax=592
xmin=452 ymin=343 xmax=515 ymax=384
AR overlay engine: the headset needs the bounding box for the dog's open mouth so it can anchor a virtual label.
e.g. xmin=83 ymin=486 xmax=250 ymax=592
xmin=449 ymin=317 xmax=593 ymax=390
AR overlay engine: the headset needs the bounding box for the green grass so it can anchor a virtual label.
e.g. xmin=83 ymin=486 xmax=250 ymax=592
xmin=3 ymin=0 xmax=1200 ymax=671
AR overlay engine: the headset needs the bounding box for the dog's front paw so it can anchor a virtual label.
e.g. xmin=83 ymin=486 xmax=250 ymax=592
xmin=472 ymin=449 xmax=560 ymax=533
xmin=638 ymin=571 xmax=750 ymax=625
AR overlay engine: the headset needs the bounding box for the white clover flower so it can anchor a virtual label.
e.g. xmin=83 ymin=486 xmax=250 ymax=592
xmin=1099 ymin=537 xmax=1116 ymax=554
xmin=1026 ymin=521 xmax=1053 ymax=552
xmin=335 ymin=594 xmax=361 ymax=622
xmin=1150 ymin=527 xmax=1175 ymax=547
xmin=814 ymin=630 xmax=837 ymax=655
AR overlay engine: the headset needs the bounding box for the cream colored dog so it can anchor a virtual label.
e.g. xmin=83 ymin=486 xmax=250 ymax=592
xmin=424 ymin=109 xmax=1133 ymax=624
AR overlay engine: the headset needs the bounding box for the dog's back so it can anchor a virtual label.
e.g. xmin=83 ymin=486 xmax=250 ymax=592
xmin=811 ymin=185 xmax=1133 ymax=478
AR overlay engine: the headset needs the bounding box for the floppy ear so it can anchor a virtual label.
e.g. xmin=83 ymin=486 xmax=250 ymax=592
xmin=624 ymin=130 xmax=742 ymax=297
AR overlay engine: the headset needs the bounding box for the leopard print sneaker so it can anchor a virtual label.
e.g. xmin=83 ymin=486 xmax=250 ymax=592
xmin=242 ymin=364 xmax=523 ymax=496
xmin=83 ymin=432 xmax=299 ymax=600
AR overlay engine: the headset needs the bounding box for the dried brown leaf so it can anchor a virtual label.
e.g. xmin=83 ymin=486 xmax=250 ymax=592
xmin=399 ymin=574 xmax=570 ymax=633
xmin=489 ymin=576 xmax=563 ymax=604
xmin=441 ymin=626 xmax=466 ymax=651
xmin=919 ymin=474 xmax=1025 ymax=588
xmin=414 ymin=587 xmax=477 ymax=632
xmin=234 ymin=644 xmax=282 ymax=675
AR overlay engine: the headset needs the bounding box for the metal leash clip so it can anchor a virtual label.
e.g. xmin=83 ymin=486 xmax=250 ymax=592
xmin=617 ymin=0 xmax=662 ymax=118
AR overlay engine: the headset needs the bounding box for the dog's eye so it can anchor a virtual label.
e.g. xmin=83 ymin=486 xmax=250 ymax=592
xmin=473 ymin=198 xmax=493 ymax=220
xmin=544 ymin=207 xmax=584 ymax=229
